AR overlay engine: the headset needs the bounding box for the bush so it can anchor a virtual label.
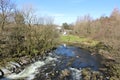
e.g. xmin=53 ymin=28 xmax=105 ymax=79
xmin=0 ymin=25 xmax=59 ymax=60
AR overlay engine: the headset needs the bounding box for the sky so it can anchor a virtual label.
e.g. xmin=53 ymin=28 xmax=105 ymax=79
xmin=15 ymin=0 xmax=120 ymax=25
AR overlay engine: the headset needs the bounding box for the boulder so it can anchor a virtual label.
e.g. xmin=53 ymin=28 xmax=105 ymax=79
xmin=20 ymin=56 xmax=30 ymax=65
xmin=0 ymin=69 xmax=4 ymax=78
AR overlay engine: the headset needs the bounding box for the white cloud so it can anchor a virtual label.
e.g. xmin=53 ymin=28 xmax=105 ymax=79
xmin=48 ymin=13 xmax=76 ymax=25
xmin=54 ymin=15 xmax=76 ymax=25
xmin=36 ymin=10 xmax=76 ymax=25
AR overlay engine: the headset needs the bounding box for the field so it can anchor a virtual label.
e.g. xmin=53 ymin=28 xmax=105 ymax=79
xmin=60 ymin=35 xmax=99 ymax=47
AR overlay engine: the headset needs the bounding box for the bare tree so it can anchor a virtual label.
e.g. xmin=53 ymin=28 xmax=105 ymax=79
xmin=14 ymin=10 xmax=25 ymax=26
xmin=74 ymin=15 xmax=92 ymax=36
xmin=44 ymin=16 xmax=54 ymax=25
xmin=0 ymin=0 xmax=15 ymax=30
xmin=21 ymin=4 xmax=36 ymax=27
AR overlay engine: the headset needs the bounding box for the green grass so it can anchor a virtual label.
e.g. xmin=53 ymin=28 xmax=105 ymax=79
xmin=60 ymin=35 xmax=99 ymax=46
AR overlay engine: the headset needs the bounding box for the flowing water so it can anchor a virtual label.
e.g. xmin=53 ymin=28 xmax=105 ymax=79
xmin=1 ymin=45 xmax=103 ymax=80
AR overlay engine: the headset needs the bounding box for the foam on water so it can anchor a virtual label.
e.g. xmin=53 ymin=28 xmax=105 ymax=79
xmin=69 ymin=67 xmax=82 ymax=80
xmin=9 ymin=62 xmax=21 ymax=67
xmin=5 ymin=56 xmax=57 ymax=80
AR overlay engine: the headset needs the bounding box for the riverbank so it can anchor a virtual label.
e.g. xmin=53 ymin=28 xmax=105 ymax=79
xmin=0 ymin=47 xmax=60 ymax=79
xmin=60 ymin=35 xmax=120 ymax=80
xmin=0 ymin=44 xmax=108 ymax=80
xmin=0 ymin=34 xmax=120 ymax=80
xmin=0 ymin=47 xmax=54 ymax=79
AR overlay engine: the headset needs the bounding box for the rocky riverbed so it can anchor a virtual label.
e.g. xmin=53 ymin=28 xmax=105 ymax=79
xmin=0 ymin=45 xmax=113 ymax=80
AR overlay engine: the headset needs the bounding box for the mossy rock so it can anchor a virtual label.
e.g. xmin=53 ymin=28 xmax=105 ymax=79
xmin=110 ymin=76 xmax=120 ymax=80
xmin=82 ymin=68 xmax=91 ymax=79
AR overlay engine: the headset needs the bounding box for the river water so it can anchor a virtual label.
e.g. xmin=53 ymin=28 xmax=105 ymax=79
xmin=1 ymin=45 xmax=103 ymax=80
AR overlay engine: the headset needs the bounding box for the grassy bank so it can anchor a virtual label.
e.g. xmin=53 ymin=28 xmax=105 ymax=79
xmin=60 ymin=35 xmax=99 ymax=47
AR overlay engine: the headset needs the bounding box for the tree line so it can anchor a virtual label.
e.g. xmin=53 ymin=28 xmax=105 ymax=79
xmin=73 ymin=8 xmax=120 ymax=57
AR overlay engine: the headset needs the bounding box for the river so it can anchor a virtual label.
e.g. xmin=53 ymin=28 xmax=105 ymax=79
xmin=0 ymin=45 xmax=104 ymax=80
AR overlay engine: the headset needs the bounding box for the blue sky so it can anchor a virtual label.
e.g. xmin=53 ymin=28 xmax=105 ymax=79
xmin=15 ymin=0 xmax=120 ymax=25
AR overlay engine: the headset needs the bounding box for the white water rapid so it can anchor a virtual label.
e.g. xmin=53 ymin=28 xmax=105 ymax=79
xmin=3 ymin=56 xmax=57 ymax=80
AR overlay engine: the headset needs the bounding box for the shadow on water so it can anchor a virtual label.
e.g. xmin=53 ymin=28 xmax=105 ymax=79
xmin=54 ymin=45 xmax=105 ymax=71
xmin=0 ymin=77 xmax=11 ymax=80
